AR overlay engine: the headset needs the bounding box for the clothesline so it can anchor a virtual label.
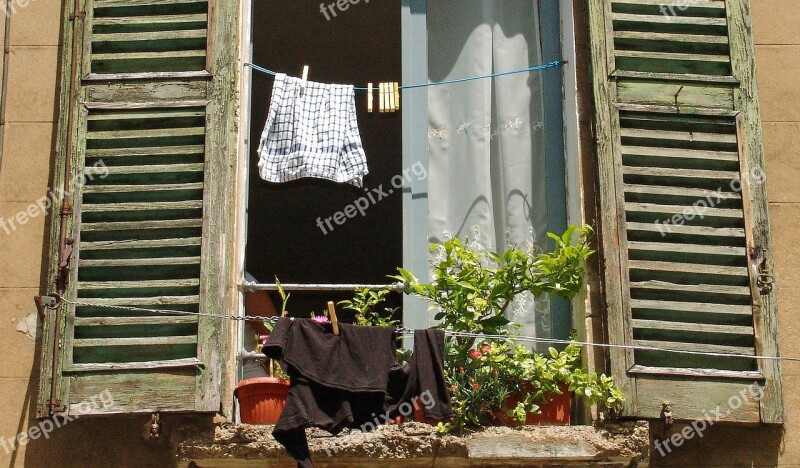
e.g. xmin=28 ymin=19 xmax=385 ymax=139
xmin=245 ymin=60 xmax=566 ymax=92
xmin=57 ymin=296 xmax=800 ymax=364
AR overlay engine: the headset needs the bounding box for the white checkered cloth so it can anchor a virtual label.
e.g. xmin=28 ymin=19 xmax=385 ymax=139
xmin=257 ymin=73 xmax=369 ymax=187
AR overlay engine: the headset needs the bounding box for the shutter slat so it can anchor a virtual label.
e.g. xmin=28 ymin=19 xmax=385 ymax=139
xmin=632 ymin=319 xmax=753 ymax=336
xmin=87 ymin=128 xmax=205 ymax=141
xmin=625 ymin=202 xmax=743 ymax=219
xmin=77 ymin=279 xmax=200 ymax=289
xmin=74 ymin=296 xmax=200 ymax=307
xmin=612 ymin=0 xmax=725 ymax=9
xmin=623 ymin=166 xmax=739 ymax=181
xmin=87 ymin=164 xmax=204 ymax=175
xmin=86 ymin=145 xmax=205 ymax=158
xmin=630 ymin=280 xmax=751 ymax=297
xmin=93 ymin=29 xmax=206 ymax=42
xmin=628 ymin=241 xmax=745 ymax=257
xmin=92 ymin=14 xmax=208 ymax=27
xmin=621 ymin=145 xmax=739 ymax=162
xmin=94 ymin=0 xmax=206 ymax=6
xmin=79 ymin=257 xmax=201 ymax=267
xmin=628 ymin=260 xmax=748 ymax=281
xmin=74 ymin=336 xmax=198 ymax=347
xmin=82 ymin=237 xmax=202 ymax=251
xmin=82 ymin=201 xmax=203 ymax=212
xmin=92 ymin=50 xmax=207 ymax=62
xmin=632 ymin=339 xmax=754 ymax=355
xmin=631 ymin=299 xmax=753 ymax=317
xmin=620 ymin=128 xmax=738 ymax=144
xmin=75 ymin=316 xmax=198 ymax=326
xmin=626 ymin=221 xmax=745 ymax=238
xmin=615 ymin=50 xmax=731 ymax=63
xmin=83 ymin=183 xmax=205 ymax=194
xmin=82 ymin=219 xmax=203 ymax=232
xmin=612 ymin=13 xmax=727 ymax=27
xmin=624 ymin=184 xmax=741 ymax=201
xmin=614 ymin=31 xmax=729 ymax=45
xmin=66 ymin=358 xmax=203 ymax=372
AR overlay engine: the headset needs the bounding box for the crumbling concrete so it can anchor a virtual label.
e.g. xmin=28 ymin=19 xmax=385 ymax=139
xmin=174 ymin=421 xmax=649 ymax=467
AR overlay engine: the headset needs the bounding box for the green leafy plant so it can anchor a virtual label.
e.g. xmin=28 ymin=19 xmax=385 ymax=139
xmin=391 ymin=225 xmax=624 ymax=432
xmin=339 ymin=288 xmax=399 ymax=328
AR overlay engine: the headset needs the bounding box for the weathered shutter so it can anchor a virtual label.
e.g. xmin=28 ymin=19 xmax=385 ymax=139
xmin=37 ymin=0 xmax=237 ymax=416
xmin=588 ymin=0 xmax=782 ymax=423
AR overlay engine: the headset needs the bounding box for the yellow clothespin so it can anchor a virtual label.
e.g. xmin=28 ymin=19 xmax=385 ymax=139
xmin=367 ymin=82 xmax=373 ymax=113
xmin=378 ymin=83 xmax=385 ymax=113
xmin=393 ymin=82 xmax=400 ymax=111
xmin=300 ymin=65 xmax=309 ymax=94
xmin=327 ymin=301 xmax=339 ymax=336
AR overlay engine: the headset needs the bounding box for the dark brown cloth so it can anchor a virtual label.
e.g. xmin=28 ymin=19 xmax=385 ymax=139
xmin=262 ymin=318 xmax=451 ymax=467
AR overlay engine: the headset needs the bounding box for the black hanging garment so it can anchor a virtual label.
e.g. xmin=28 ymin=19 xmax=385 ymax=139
xmin=262 ymin=318 xmax=452 ymax=468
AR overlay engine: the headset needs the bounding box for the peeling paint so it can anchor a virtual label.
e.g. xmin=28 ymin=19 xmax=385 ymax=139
xmin=15 ymin=312 xmax=41 ymax=340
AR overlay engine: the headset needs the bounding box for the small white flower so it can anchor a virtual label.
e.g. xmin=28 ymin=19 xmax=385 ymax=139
xmin=428 ymin=127 xmax=447 ymax=139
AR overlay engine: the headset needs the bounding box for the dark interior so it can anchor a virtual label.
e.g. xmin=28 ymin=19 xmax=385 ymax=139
xmin=247 ymin=0 xmax=403 ymax=317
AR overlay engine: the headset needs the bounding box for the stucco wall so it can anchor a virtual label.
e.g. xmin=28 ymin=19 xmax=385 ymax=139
xmin=0 ymin=1 xmax=798 ymax=467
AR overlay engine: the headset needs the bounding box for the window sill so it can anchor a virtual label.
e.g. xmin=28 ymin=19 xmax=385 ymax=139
xmin=174 ymin=420 xmax=649 ymax=467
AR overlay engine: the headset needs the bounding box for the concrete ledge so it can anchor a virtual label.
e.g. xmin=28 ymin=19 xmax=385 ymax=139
xmin=174 ymin=421 xmax=649 ymax=467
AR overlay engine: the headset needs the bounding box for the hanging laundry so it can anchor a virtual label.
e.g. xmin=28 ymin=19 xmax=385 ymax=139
xmin=263 ymin=318 xmax=452 ymax=468
xmin=257 ymin=73 xmax=369 ymax=187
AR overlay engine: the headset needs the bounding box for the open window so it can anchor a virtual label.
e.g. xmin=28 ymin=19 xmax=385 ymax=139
xmin=239 ymin=0 xmax=572 ymax=350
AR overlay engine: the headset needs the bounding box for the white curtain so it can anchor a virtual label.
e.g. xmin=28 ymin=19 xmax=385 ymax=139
xmin=427 ymin=0 xmax=551 ymax=339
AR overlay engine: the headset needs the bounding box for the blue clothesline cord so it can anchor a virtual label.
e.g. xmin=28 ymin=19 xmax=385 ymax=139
xmin=244 ymin=60 xmax=566 ymax=92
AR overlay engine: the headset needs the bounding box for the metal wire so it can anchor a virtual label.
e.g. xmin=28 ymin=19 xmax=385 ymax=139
xmin=59 ymin=296 xmax=800 ymax=364
xmin=245 ymin=60 xmax=566 ymax=92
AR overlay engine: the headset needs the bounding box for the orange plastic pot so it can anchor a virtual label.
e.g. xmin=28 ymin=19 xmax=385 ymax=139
xmin=235 ymin=377 xmax=290 ymax=424
xmin=492 ymin=382 xmax=572 ymax=426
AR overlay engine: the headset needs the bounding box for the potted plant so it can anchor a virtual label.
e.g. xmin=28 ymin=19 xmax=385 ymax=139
xmin=235 ymin=278 xmax=291 ymax=425
xmin=390 ymin=226 xmax=624 ymax=432
xmin=235 ymin=338 xmax=290 ymax=425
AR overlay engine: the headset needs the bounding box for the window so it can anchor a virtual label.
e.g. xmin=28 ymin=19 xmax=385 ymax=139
xmin=588 ymin=0 xmax=782 ymax=422
xmin=240 ymin=0 xmax=572 ymax=342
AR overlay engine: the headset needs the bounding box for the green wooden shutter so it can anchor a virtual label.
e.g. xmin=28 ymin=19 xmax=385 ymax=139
xmin=588 ymin=0 xmax=783 ymax=423
xmin=37 ymin=0 xmax=237 ymax=417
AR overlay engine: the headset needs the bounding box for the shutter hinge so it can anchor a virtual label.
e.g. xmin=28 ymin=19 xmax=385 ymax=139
xmin=34 ymin=295 xmax=58 ymax=321
xmin=143 ymin=414 xmax=162 ymax=444
xmin=752 ymin=247 xmax=774 ymax=295
xmin=56 ymin=238 xmax=76 ymax=293
xmin=659 ymin=401 xmax=674 ymax=439
xmin=69 ymin=10 xmax=86 ymax=21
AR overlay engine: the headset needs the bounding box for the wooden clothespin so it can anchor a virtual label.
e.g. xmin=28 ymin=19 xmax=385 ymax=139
xmin=300 ymin=65 xmax=309 ymax=94
xmin=378 ymin=82 xmax=385 ymax=113
xmin=327 ymin=301 xmax=339 ymax=335
xmin=387 ymin=82 xmax=395 ymax=112
xmin=393 ymin=82 xmax=400 ymax=111
xmin=367 ymin=82 xmax=373 ymax=113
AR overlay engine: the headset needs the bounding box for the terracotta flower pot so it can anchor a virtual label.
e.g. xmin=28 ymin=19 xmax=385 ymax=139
xmin=492 ymin=382 xmax=572 ymax=426
xmin=235 ymin=377 xmax=290 ymax=425
xmin=413 ymin=403 xmax=442 ymax=425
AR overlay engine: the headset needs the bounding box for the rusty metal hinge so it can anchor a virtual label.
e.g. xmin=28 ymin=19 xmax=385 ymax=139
xmin=34 ymin=296 xmax=57 ymax=321
xmin=56 ymin=238 xmax=76 ymax=293
xmin=143 ymin=414 xmax=162 ymax=444
xmin=752 ymin=247 xmax=774 ymax=295
xmin=659 ymin=401 xmax=674 ymax=439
